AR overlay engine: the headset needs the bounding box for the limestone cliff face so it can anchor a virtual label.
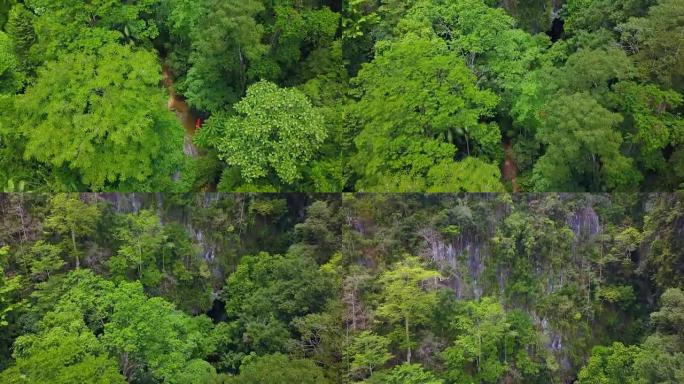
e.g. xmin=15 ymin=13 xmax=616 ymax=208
xmin=413 ymin=195 xmax=600 ymax=297
xmin=345 ymin=193 xmax=642 ymax=382
xmin=95 ymin=193 xmax=223 ymax=262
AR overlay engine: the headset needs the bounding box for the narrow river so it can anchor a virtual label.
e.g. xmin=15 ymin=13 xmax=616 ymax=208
xmin=163 ymin=66 xmax=199 ymax=158
xmin=163 ymin=65 xmax=520 ymax=192
xmin=503 ymin=140 xmax=520 ymax=192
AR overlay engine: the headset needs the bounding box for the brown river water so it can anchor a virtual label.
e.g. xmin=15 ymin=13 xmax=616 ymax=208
xmin=163 ymin=66 xmax=199 ymax=157
xmin=503 ymin=140 xmax=520 ymax=192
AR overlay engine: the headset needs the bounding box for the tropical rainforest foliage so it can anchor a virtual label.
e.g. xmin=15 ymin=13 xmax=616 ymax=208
xmin=1 ymin=0 xmax=683 ymax=192
xmin=0 ymin=193 xmax=683 ymax=382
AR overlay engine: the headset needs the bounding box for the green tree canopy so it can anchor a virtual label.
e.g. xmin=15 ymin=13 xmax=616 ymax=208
xmin=108 ymin=210 xmax=168 ymax=286
xmin=18 ymin=43 xmax=185 ymax=190
xmin=180 ymin=0 xmax=266 ymax=112
xmin=217 ymin=251 xmax=334 ymax=367
xmin=3 ymin=269 xmax=216 ymax=383
xmin=578 ymin=288 xmax=684 ymax=383
xmin=44 ymin=194 xmax=101 ymax=269
xmin=226 ymin=353 xmax=331 ymax=384
xmin=197 ymin=81 xmax=327 ymax=190
xmin=101 ymin=281 xmax=216 ymax=383
xmin=350 ymin=33 xmax=500 ymax=192
xmin=576 ymin=342 xmax=642 ymax=384
xmin=345 ymin=331 xmax=392 ymax=378
xmin=367 ymin=363 xmax=444 ymax=384
xmin=0 ymin=32 xmax=22 ymax=94
xmin=24 ymin=0 xmax=159 ymax=60
xmin=376 ymin=256 xmax=440 ymax=363
xmin=0 ymin=307 xmax=126 ymax=384
xmin=619 ymin=0 xmax=684 ymax=89
xmin=442 ymin=299 xmax=542 ymax=383
xmin=533 ymin=93 xmax=641 ymax=191
xmin=0 ymin=246 xmax=22 ymax=329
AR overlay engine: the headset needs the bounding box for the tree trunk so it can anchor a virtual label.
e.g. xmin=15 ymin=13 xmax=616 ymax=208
xmin=138 ymin=243 xmax=143 ymax=279
xmin=351 ymin=290 xmax=357 ymax=330
xmin=71 ymin=229 xmax=79 ymax=269
xmin=477 ymin=330 xmax=482 ymax=372
xmin=121 ymin=352 xmax=136 ymax=383
xmin=405 ymin=316 xmax=411 ymax=364
xmin=238 ymin=46 xmax=246 ymax=96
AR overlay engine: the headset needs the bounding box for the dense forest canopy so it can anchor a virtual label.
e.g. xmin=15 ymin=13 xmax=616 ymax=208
xmin=0 ymin=193 xmax=683 ymax=382
xmin=0 ymin=0 xmax=682 ymax=192
xmin=2 ymin=1 xmax=684 ymax=383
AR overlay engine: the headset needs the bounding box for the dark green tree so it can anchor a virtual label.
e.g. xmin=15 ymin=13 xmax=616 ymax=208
xmin=350 ymin=34 xmax=500 ymax=191
xmin=4 ymin=3 xmax=35 ymax=59
xmin=181 ymin=0 xmax=266 ymax=112
xmin=226 ymin=353 xmax=331 ymax=384
xmin=533 ymin=93 xmax=641 ymax=191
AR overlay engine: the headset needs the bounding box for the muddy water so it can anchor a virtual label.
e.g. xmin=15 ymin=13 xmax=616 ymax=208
xmin=163 ymin=66 xmax=199 ymax=157
xmin=503 ymin=140 xmax=520 ymax=192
